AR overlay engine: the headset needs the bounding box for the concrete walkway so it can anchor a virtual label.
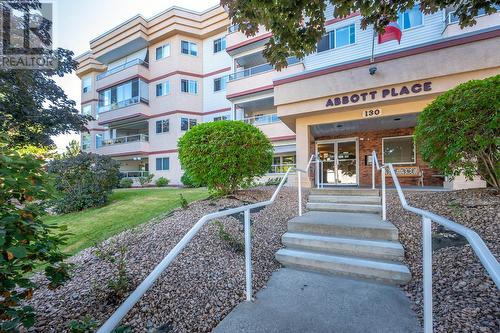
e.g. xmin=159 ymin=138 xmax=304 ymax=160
xmin=213 ymin=268 xmax=421 ymax=333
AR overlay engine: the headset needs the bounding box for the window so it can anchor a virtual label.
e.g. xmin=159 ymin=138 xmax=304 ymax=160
xmin=95 ymin=134 xmax=103 ymax=148
xmin=213 ymin=76 xmax=228 ymax=92
xmin=156 ymin=81 xmax=170 ymax=97
xmin=317 ymin=24 xmax=355 ymax=52
xmin=214 ymin=115 xmax=228 ymax=121
xmin=156 ymin=119 xmax=169 ymax=134
xmin=213 ymin=37 xmax=226 ymax=53
xmin=270 ymin=155 xmax=297 ymax=173
xmin=98 ymin=78 xmax=148 ymax=113
xmin=156 ymin=157 xmax=170 ymax=171
xmin=82 ymin=77 xmax=92 ymax=93
xmin=181 ymin=117 xmax=197 ymax=131
xmin=82 ymin=134 xmax=91 ymax=150
xmin=81 ymin=104 xmax=92 ymax=116
xmin=397 ymin=5 xmax=423 ymax=30
xmin=181 ymin=79 xmax=198 ymax=94
xmin=156 ymin=44 xmax=170 ymax=60
xmin=382 ymin=136 xmax=416 ymax=164
xmin=181 ymin=40 xmax=197 ymax=56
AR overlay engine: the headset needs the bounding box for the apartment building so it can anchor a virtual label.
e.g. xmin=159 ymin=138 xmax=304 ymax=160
xmin=76 ymin=4 xmax=500 ymax=188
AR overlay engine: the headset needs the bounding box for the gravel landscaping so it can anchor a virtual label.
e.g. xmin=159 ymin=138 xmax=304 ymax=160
xmin=387 ymin=189 xmax=500 ymax=333
xmin=28 ymin=186 xmax=306 ymax=332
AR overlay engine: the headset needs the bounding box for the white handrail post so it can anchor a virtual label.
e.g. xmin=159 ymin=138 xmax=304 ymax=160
xmin=298 ymin=172 xmax=302 ymax=216
xmin=381 ymin=167 xmax=386 ymax=221
xmin=372 ymin=155 xmax=376 ymax=189
xmin=244 ymin=209 xmax=252 ymax=302
xmin=423 ymin=216 xmax=433 ymax=333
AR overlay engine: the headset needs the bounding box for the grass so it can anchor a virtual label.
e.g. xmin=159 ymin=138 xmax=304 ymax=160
xmin=45 ymin=187 xmax=209 ymax=255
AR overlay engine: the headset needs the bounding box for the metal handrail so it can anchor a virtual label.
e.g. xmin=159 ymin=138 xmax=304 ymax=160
xmin=243 ymin=114 xmax=280 ymax=125
xmin=371 ymin=150 xmax=500 ymax=333
xmin=97 ymin=155 xmax=316 ymax=333
xmin=228 ymin=57 xmax=301 ymax=81
xmin=100 ymin=134 xmax=149 ymax=147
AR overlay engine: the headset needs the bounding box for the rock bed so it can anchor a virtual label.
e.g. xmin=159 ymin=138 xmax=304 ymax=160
xmin=387 ymin=189 xmax=500 ymax=333
xmin=29 ymin=187 xmax=305 ymax=332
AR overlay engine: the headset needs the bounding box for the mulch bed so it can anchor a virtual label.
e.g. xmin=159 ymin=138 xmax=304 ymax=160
xmin=387 ymin=188 xmax=500 ymax=333
xmin=28 ymin=187 xmax=306 ymax=332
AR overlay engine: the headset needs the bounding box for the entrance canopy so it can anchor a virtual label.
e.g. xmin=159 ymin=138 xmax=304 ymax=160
xmin=310 ymin=113 xmax=418 ymax=139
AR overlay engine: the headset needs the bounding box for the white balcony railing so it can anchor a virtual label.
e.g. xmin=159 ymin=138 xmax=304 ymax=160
xmin=243 ymin=114 xmax=279 ymax=126
xmin=98 ymin=134 xmax=149 ymax=148
xmin=269 ymin=164 xmax=296 ymax=174
xmin=229 ymin=57 xmax=300 ymax=81
xmin=120 ymin=171 xmax=149 ymax=178
xmin=96 ymin=59 xmax=149 ymax=81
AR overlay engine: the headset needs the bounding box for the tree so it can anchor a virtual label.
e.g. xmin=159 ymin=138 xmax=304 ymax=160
xmin=0 ymin=135 xmax=71 ymax=332
xmin=61 ymin=139 xmax=81 ymax=158
xmin=222 ymin=0 xmax=498 ymax=69
xmin=178 ymin=121 xmax=273 ymax=195
xmin=414 ymin=75 xmax=499 ymax=188
xmin=48 ymin=153 xmax=120 ymax=213
xmin=0 ymin=0 xmax=91 ymax=148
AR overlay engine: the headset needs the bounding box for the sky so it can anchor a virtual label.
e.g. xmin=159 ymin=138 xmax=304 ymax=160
xmin=52 ymin=0 xmax=220 ymax=152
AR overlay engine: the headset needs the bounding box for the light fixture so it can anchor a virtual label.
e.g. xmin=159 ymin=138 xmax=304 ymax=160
xmin=336 ymin=124 xmax=343 ymax=128
xmin=369 ymin=66 xmax=377 ymax=75
xmin=393 ymin=118 xmax=401 ymax=121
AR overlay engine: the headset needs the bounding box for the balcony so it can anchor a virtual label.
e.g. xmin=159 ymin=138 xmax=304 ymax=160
xmin=227 ymin=58 xmax=304 ymax=99
xmin=97 ymin=78 xmax=149 ymax=125
xmin=96 ymin=59 xmax=149 ymax=91
xmin=243 ymin=114 xmax=280 ymax=125
xmin=120 ymin=171 xmax=150 ymax=179
xmin=442 ymin=10 xmax=500 ymax=38
xmin=226 ymin=25 xmax=271 ymax=55
xmin=96 ymin=134 xmax=150 ymax=156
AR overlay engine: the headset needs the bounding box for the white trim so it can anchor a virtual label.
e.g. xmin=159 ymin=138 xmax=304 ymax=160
xmin=382 ymin=135 xmax=417 ymax=165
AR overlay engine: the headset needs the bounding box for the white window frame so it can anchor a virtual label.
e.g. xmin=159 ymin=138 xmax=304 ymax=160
xmin=213 ymin=76 xmax=228 ymax=92
xmin=155 ymin=81 xmax=170 ymax=97
xmin=81 ymin=104 xmax=92 ymax=116
xmin=397 ymin=5 xmax=424 ymax=31
xmin=82 ymin=133 xmax=91 ymax=150
xmin=213 ymin=115 xmax=228 ymax=121
xmin=82 ymin=76 xmax=92 ymax=93
xmin=155 ymin=119 xmax=169 ymax=134
xmin=382 ymin=135 xmax=417 ymax=165
xmin=181 ymin=117 xmax=197 ymax=131
xmin=155 ymin=44 xmax=171 ymax=60
xmin=156 ymin=157 xmax=170 ymax=171
xmin=213 ymin=37 xmax=226 ymax=53
xmin=181 ymin=79 xmax=198 ymax=94
xmin=181 ymin=40 xmax=198 ymax=56
xmin=317 ymin=23 xmax=356 ymax=53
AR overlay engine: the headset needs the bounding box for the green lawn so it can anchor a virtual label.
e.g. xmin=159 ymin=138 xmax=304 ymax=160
xmin=45 ymin=187 xmax=209 ymax=255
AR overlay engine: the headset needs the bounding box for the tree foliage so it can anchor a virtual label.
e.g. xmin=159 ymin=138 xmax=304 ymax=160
xmin=222 ymin=0 xmax=499 ymax=69
xmin=0 ymin=136 xmax=71 ymax=332
xmin=178 ymin=121 xmax=273 ymax=195
xmin=415 ymin=75 xmax=500 ymax=188
xmin=0 ymin=0 xmax=91 ymax=147
xmin=48 ymin=153 xmax=120 ymax=213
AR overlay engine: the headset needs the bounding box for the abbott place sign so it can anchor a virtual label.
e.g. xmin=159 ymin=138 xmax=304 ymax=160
xmin=326 ymin=81 xmax=432 ymax=108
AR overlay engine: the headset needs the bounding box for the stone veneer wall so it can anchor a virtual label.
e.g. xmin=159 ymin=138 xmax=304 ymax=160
xmin=311 ymin=127 xmax=444 ymax=187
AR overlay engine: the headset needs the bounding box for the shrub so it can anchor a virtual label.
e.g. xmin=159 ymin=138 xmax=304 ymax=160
xmin=0 ymin=137 xmax=71 ymax=332
xmin=178 ymin=120 xmax=273 ymax=195
xmin=155 ymin=177 xmax=169 ymax=187
xmin=138 ymin=173 xmax=154 ymax=187
xmin=179 ymin=194 xmax=189 ymax=209
xmin=181 ymin=171 xmax=203 ymax=188
xmin=119 ymin=178 xmax=133 ymax=188
xmin=68 ymin=317 xmax=98 ymax=333
xmin=415 ymin=75 xmax=500 ymax=188
xmin=48 ymin=153 xmax=120 ymax=213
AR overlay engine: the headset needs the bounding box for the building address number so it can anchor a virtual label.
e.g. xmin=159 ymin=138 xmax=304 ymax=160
xmin=362 ymin=108 xmax=382 ymax=118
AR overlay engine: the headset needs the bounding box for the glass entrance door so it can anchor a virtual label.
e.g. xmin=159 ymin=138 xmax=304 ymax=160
xmin=317 ymin=139 xmax=358 ymax=186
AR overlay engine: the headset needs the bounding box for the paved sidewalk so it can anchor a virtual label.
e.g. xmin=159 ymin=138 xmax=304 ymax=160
xmin=213 ymin=268 xmax=421 ymax=333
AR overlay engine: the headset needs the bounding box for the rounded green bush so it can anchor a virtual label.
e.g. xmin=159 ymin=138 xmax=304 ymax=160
xmin=119 ymin=178 xmax=133 ymax=188
xmin=415 ymin=75 xmax=500 ymax=188
xmin=181 ymin=171 xmax=203 ymax=188
xmin=155 ymin=177 xmax=170 ymax=187
xmin=178 ymin=120 xmax=273 ymax=194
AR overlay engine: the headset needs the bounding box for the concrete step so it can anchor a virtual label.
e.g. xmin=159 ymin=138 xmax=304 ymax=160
xmin=282 ymin=232 xmax=404 ymax=261
xmin=308 ymin=195 xmax=381 ymax=204
xmin=306 ymin=202 xmax=381 ymax=214
xmin=310 ymin=188 xmax=380 ymax=196
xmin=276 ymin=248 xmax=411 ymax=285
xmin=288 ymin=211 xmax=399 ymax=241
